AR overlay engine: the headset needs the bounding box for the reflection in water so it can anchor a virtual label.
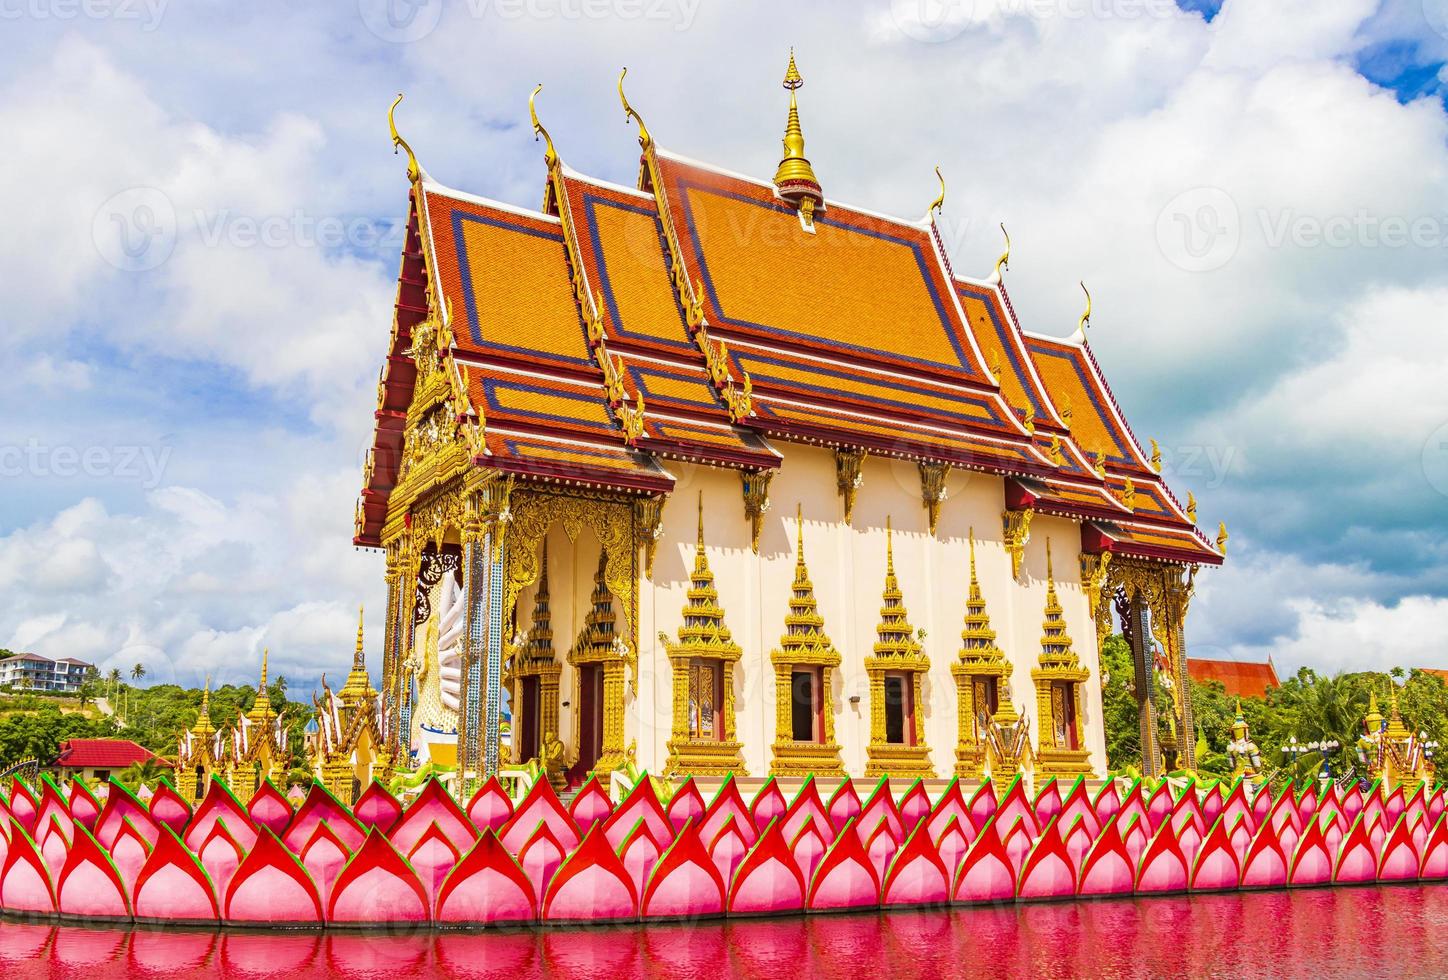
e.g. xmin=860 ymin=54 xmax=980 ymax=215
xmin=5 ymin=886 xmax=1448 ymax=979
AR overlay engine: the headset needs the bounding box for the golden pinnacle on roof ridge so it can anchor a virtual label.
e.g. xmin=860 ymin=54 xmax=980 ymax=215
xmin=992 ymin=223 xmax=1011 ymax=283
xmin=617 ymin=67 xmax=652 ymax=150
xmin=354 ymin=605 xmax=366 ymax=670
xmin=388 ymin=93 xmax=421 ymax=183
xmin=529 ymin=83 xmax=558 ymax=170
xmin=1077 ymin=282 xmax=1092 ymax=335
xmin=772 ymin=49 xmax=822 ymax=210
xmin=929 ymin=166 xmax=946 ymax=216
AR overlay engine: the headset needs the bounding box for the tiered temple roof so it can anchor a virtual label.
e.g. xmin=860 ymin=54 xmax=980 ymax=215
xmin=356 ymin=60 xmax=1223 ymax=569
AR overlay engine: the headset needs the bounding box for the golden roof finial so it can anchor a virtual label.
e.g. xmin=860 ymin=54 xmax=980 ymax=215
xmin=886 ymin=515 xmax=895 ymax=573
xmin=618 ymin=67 xmax=652 ymax=150
xmin=697 ymin=489 xmax=705 ymax=549
xmin=1046 ymin=537 xmax=1055 ymax=584
xmin=772 ymin=49 xmax=822 ymax=208
xmin=354 ymin=605 xmax=366 ymax=670
xmin=968 ymin=527 xmax=978 ymax=580
xmin=1078 ymin=281 xmax=1092 ymax=334
xmin=259 ymin=647 xmax=269 ymax=690
xmin=1217 ymin=521 xmax=1229 ymax=556
xmin=1187 ymin=491 xmax=1198 ymax=524
xmin=993 ymin=223 xmax=1011 ymax=283
xmin=529 ymin=83 xmax=558 ymax=170
xmin=1149 ymin=439 xmax=1163 ymax=473
xmin=929 ymin=166 xmax=945 ymax=216
xmin=388 ymin=93 xmax=421 ymax=183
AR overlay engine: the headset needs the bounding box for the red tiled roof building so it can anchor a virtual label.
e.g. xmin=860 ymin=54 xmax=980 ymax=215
xmin=1188 ymin=657 xmax=1282 ymax=701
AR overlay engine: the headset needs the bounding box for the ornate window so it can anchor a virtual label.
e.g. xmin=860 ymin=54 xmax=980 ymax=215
xmin=770 ymin=508 xmax=844 ymax=777
xmin=864 ymin=519 xmax=935 ymax=778
xmin=1032 ymin=541 xmax=1094 ymax=781
xmin=951 ymin=534 xmax=1020 ymax=779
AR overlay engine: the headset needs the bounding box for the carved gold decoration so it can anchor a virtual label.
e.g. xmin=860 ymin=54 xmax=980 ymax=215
xmin=1080 ymin=552 xmax=1112 ymax=626
xmin=1187 ymin=491 xmax=1198 ymax=524
xmin=663 ymin=494 xmax=746 ymax=777
xmin=835 ymin=448 xmax=866 ymax=525
xmin=634 ymin=495 xmax=666 ymax=579
xmin=770 ymin=505 xmax=845 ymax=777
xmin=1060 ymin=396 xmax=1074 ymax=432
xmin=1002 ymin=507 xmax=1034 ymax=580
xmin=1023 ymin=403 xmax=1036 ymax=436
xmin=1078 ymin=281 xmax=1092 ymax=334
xmin=388 ymin=93 xmax=421 ymax=183
xmin=1149 ymin=439 xmax=1163 ymax=473
xmin=1032 ymin=540 xmax=1094 ymax=781
xmin=528 ymin=83 xmax=559 ymax=170
xmin=919 ymin=461 xmax=950 ymax=536
xmin=618 ymin=67 xmax=652 ymax=150
xmin=740 ymin=469 xmax=774 ymax=554
xmin=1217 ymin=521 xmax=1229 ymax=555
xmin=1048 ymin=434 xmax=1064 ymax=467
xmin=952 ymin=532 xmax=1014 ymax=779
xmin=929 ymin=165 xmax=945 ymax=215
xmin=1093 ymin=451 xmax=1107 ymax=480
xmin=864 ymin=518 xmax=934 ymax=778
xmin=512 ymin=546 xmax=564 ymax=785
xmin=567 ymin=552 xmax=633 ymax=774
xmin=992 ymin=223 xmax=1011 ymax=283
xmin=1119 ymin=476 xmax=1136 ymax=511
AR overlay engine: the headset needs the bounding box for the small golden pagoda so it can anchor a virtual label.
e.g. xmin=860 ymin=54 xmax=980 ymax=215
xmin=176 ymin=679 xmax=220 ymax=802
xmin=772 ymin=49 xmax=823 ymax=226
xmin=952 ymin=531 xmax=1016 ymax=779
xmin=664 ymin=493 xmax=745 ymax=776
xmin=311 ymin=609 xmax=389 ymax=805
xmin=1357 ymin=686 xmax=1430 ymax=788
xmin=864 ymin=518 xmax=934 ymax=778
xmin=511 ymin=543 xmax=565 ymax=788
xmin=1032 ymin=541 xmax=1094 ymax=781
xmin=226 ymin=649 xmax=289 ymax=804
xmin=568 ymin=551 xmax=630 ymax=774
xmin=769 ymin=505 xmax=844 ymax=778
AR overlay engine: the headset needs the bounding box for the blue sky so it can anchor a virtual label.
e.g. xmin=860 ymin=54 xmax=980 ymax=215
xmin=2 ymin=0 xmax=1447 ymax=690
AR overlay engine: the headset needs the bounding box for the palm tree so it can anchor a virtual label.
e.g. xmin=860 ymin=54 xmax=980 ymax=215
xmin=131 ymin=663 xmax=146 ymax=683
xmin=108 ymin=667 xmax=122 ymax=699
xmin=117 ymin=758 xmax=167 ymax=791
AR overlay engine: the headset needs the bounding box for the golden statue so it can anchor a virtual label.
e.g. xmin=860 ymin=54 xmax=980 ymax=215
xmin=405 ymin=608 xmax=452 ymax=735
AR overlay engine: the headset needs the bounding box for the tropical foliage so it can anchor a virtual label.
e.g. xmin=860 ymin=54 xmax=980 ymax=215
xmin=1102 ymin=633 xmax=1448 ymax=781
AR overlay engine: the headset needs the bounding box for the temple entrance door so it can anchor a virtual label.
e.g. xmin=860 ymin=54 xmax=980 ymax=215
xmin=519 ymin=676 xmax=541 ymax=762
xmin=577 ymin=663 xmax=604 ymax=773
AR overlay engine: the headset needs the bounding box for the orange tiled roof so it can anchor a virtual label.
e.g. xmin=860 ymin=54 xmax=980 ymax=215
xmin=1188 ymin=658 xmax=1281 ymax=700
xmin=356 ymin=128 xmax=1224 ymax=568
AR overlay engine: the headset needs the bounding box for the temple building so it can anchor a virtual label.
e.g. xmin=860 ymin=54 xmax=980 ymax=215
xmin=355 ymin=57 xmax=1224 ymax=794
xmin=308 ymin=611 xmax=391 ymax=804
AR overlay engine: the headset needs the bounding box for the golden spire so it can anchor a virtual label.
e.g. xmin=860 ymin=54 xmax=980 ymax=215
xmin=668 ymin=491 xmax=740 ymax=657
xmin=618 ymin=67 xmax=652 ymax=150
xmin=192 ymin=677 xmax=215 ymax=738
xmin=573 ymin=551 xmax=619 ymax=658
xmin=874 ymin=517 xmax=925 ymax=663
xmin=340 ymin=605 xmax=373 ymax=704
xmin=523 ymin=542 xmax=555 ymax=664
xmin=1385 ymin=685 xmax=1411 ymax=741
xmin=772 ymin=49 xmax=822 ymax=211
xmin=1037 ymin=539 xmax=1082 ymax=672
xmin=775 ymin=503 xmax=839 ymax=659
xmin=959 ymin=530 xmax=1009 ymax=673
xmin=249 ymin=648 xmax=273 ymax=720
xmin=1365 ymin=688 xmax=1383 ymax=729
xmin=388 ymin=93 xmax=421 ymax=183
xmin=529 ymin=83 xmax=559 ymax=170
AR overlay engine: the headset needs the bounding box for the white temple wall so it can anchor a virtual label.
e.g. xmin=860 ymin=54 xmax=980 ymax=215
xmin=624 ymin=444 xmax=1108 ymax=780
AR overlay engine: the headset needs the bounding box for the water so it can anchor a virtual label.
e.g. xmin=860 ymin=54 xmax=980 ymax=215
xmin=4 ymin=885 xmax=1448 ymax=978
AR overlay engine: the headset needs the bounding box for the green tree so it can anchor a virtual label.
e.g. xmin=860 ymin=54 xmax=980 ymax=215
xmin=131 ymin=663 xmax=147 ymax=682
